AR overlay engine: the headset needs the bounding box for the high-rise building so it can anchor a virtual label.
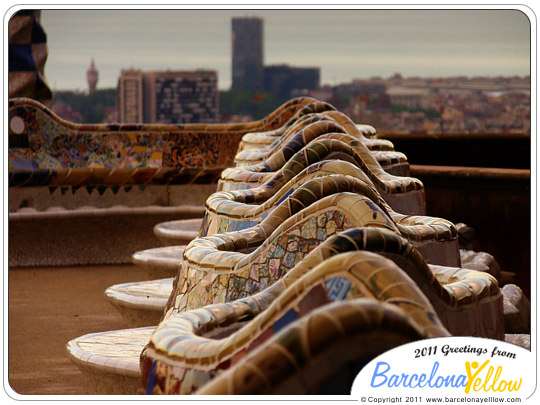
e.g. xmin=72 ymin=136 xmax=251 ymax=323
xmin=86 ymin=58 xmax=99 ymax=94
xmin=231 ymin=17 xmax=264 ymax=91
xmin=117 ymin=69 xmax=218 ymax=124
xmin=117 ymin=69 xmax=144 ymax=123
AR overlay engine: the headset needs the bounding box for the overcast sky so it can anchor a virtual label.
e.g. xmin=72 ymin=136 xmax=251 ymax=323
xmin=37 ymin=8 xmax=531 ymax=91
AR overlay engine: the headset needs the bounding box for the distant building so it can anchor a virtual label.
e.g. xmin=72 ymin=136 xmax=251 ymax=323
xmin=117 ymin=69 xmax=218 ymax=124
xmin=386 ymin=86 xmax=430 ymax=109
xmin=264 ymin=64 xmax=320 ymax=99
xmin=232 ymin=17 xmax=264 ymax=91
xmin=117 ymin=69 xmax=144 ymax=123
xmin=333 ymin=80 xmax=387 ymax=100
xmin=86 ymin=58 xmax=99 ymax=94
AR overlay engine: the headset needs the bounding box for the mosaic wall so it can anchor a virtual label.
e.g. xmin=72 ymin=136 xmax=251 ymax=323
xmin=8 ymin=97 xmax=317 ymax=186
xmin=219 ymin=136 xmax=427 ymax=215
xmin=235 ymin=110 xmax=393 ymax=166
xmin=54 ymin=96 xmax=516 ymax=396
xmin=141 ymin=227 xmax=502 ymax=394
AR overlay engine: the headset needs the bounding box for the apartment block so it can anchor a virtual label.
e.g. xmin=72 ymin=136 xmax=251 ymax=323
xmin=117 ymin=69 xmax=218 ymax=124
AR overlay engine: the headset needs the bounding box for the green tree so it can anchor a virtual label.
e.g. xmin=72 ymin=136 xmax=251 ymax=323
xmin=219 ymin=89 xmax=283 ymax=120
xmin=53 ymin=88 xmax=116 ymax=122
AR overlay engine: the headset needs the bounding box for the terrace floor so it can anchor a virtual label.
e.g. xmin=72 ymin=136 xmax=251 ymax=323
xmin=8 ymin=264 xmax=147 ymax=396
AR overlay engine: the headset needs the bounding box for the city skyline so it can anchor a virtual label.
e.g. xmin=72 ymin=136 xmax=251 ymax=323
xmin=39 ymin=9 xmax=531 ymax=91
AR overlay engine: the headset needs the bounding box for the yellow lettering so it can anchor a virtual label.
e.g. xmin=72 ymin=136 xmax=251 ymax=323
xmin=482 ymin=366 xmax=494 ymax=391
xmin=492 ymin=366 xmax=503 ymax=391
xmin=465 ymin=360 xmax=490 ymax=393
xmin=509 ymin=379 xmax=523 ymax=392
xmin=464 ymin=361 xmax=522 ymax=394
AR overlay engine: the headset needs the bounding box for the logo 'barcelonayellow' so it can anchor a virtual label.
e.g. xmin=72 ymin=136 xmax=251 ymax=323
xmin=352 ymin=337 xmax=532 ymax=398
xmin=369 ymin=359 xmax=522 ymax=393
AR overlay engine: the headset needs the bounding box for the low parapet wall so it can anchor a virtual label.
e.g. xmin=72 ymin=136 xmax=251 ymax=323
xmin=411 ymin=165 xmax=531 ymax=297
xmin=8 ymin=184 xmax=214 ymax=267
xmin=380 ymin=132 xmax=530 ymax=169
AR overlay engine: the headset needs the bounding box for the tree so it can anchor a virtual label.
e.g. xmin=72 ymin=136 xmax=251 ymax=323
xmin=53 ymin=88 xmax=117 ymax=123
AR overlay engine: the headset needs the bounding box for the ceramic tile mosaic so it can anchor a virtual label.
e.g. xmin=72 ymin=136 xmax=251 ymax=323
xmin=236 ymin=100 xmax=338 ymax=151
xmin=164 ymin=184 xmax=464 ymax=320
xmin=158 ymin=156 xmax=426 ymax=250
xmin=60 ymin=97 xmax=506 ymax=396
xmin=110 ymin=170 xmax=457 ymax=328
xmin=234 ymin=121 xmax=411 ymax=178
xmin=220 ymin=134 xmax=427 ymax=214
xmin=238 ymin=108 xmax=382 ymax=152
xmin=235 ymin=109 xmax=394 ymax=169
xmin=140 ymin=227 xmax=502 ymax=394
xmin=8 ymin=97 xmax=317 ymax=186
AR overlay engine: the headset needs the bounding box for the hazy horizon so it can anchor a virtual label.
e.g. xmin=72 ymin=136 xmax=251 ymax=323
xmin=39 ymin=9 xmax=531 ymax=92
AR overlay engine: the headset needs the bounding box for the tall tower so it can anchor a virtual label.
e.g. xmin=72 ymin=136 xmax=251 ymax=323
xmin=86 ymin=58 xmax=99 ymax=94
xmin=231 ymin=17 xmax=263 ymax=91
xmin=117 ymin=69 xmax=144 ymax=123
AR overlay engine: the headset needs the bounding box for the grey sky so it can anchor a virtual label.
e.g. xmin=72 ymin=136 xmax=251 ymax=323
xmin=39 ymin=8 xmax=531 ymax=91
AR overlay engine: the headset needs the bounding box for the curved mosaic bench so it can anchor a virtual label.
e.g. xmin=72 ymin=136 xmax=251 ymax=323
xmin=8 ymin=96 xmax=317 ymax=186
xmin=148 ymin=158 xmax=415 ymax=273
xmin=69 ymin=193 xmax=401 ymax=391
xmin=155 ymin=154 xmax=424 ymax=248
xmin=112 ymin=175 xmax=409 ymax=323
xmin=235 ymin=100 xmax=337 ymax=151
xmin=69 ymin=225 xmax=501 ymax=393
xmin=143 ymin=276 xmax=447 ymax=395
xmin=235 ymin=108 xmax=393 ymax=168
xmin=234 ymin=121 xmax=410 ymax=180
xmin=238 ymin=107 xmax=382 ymax=152
xmin=142 ymin=230 xmax=500 ymax=395
xmin=149 ymin=168 xmax=446 ymax=278
xmin=191 ymin=299 xmax=432 ymax=395
xmin=162 ymin=223 xmax=497 ymax=337
xmin=234 ymin=115 xmax=394 ymax=168
xmin=233 ymin=124 xmax=410 ymax=178
xmin=108 ymin=174 xmax=457 ymax=325
xmin=218 ymin=137 xmax=425 ymax=211
xmin=146 ymin=245 xmax=496 ymax=394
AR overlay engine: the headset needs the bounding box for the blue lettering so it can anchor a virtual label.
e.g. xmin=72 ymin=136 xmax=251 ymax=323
xmin=409 ymin=373 xmax=419 ymax=388
xmin=369 ymin=361 xmax=467 ymax=389
xmin=402 ymin=374 xmax=411 ymax=387
xmin=455 ymin=375 xmax=468 ymax=387
xmin=428 ymin=361 xmax=440 ymax=387
xmin=388 ymin=374 xmax=399 ymax=387
xmin=371 ymin=362 xmax=390 ymax=387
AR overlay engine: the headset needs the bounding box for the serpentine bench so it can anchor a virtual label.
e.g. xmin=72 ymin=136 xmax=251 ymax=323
xmin=7 ymin=96 xmax=332 ymax=265
xmin=234 ymin=116 xmax=393 ymax=165
xmin=141 ymin=246 xmax=452 ymax=394
xmin=152 ymin=117 xmax=406 ymax=248
xmin=142 ymin=237 xmax=501 ymax=394
xmin=155 ymin=135 xmax=426 ymax=247
xmin=68 ymin=225 xmax=501 ymax=394
xmin=8 ymin=96 xmax=320 ymax=187
xmin=191 ymin=298 xmax=435 ymax=395
xmin=234 ymin=109 xmax=393 ymax=166
xmin=150 ymin=153 xmax=425 ymax=264
xmin=218 ymin=136 xmax=418 ymax=195
xmin=110 ymin=173 xmax=456 ymax=326
xmin=237 ymin=108 xmax=381 ymax=151
xmin=232 ymin=120 xmax=411 ymax=177
xmin=58 ymin=98 xmax=514 ymax=395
